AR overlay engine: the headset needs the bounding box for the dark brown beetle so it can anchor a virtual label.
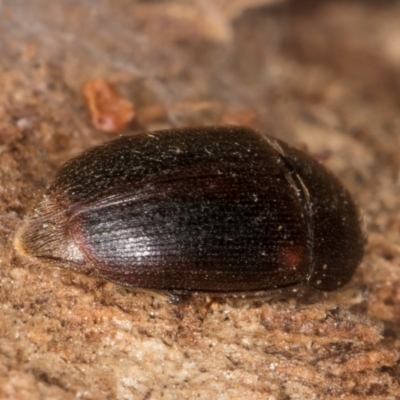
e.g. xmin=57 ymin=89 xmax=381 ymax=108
xmin=14 ymin=126 xmax=364 ymax=293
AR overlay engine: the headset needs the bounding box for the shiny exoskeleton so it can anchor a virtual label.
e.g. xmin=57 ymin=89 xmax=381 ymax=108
xmin=14 ymin=126 xmax=364 ymax=293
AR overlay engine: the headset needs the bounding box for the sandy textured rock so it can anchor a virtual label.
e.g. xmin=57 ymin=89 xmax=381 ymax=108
xmin=0 ymin=0 xmax=399 ymax=399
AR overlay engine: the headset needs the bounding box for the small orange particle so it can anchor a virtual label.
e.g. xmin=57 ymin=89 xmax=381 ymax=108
xmin=220 ymin=108 xmax=257 ymax=128
xmin=82 ymin=78 xmax=135 ymax=133
xmin=135 ymin=103 xmax=168 ymax=126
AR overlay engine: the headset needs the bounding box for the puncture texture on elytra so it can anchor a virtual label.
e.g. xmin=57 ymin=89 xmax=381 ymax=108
xmin=14 ymin=126 xmax=364 ymax=293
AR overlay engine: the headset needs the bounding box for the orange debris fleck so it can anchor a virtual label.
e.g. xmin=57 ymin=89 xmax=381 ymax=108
xmin=220 ymin=108 xmax=257 ymax=127
xmin=82 ymin=78 xmax=135 ymax=133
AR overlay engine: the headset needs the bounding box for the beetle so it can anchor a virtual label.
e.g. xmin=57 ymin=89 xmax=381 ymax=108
xmin=13 ymin=126 xmax=364 ymax=293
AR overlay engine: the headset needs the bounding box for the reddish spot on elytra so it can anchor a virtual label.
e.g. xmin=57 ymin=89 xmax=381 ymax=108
xmin=281 ymin=245 xmax=306 ymax=270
